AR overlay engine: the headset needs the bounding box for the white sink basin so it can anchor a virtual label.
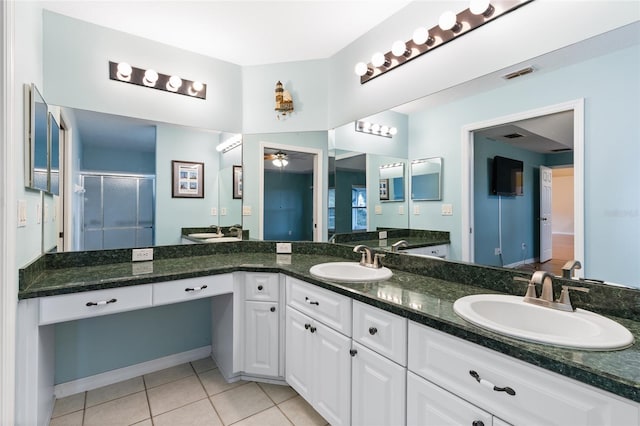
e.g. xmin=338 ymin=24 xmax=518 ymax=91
xmin=203 ymin=236 xmax=241 ymax=243
xmin=188 ymin=233 xmax=223 ymax=239
xmin=310 ymin=262 xmax=393 ymax=283
xmin=453 ymin=294 xmax=634 ymax=351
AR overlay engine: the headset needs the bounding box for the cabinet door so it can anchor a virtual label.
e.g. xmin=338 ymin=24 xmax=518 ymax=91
xmin=407 ymin=371 xmax=492 ymax=426
xmin=351 ymin=342 xmax=406 ymax=426
xmin=244 ymin=301 xmax=279 ymax=376
xmin=314 ymin=322 xmax=352 ymax=426
xmin=285 ymin=306 xmax=314 ymax=401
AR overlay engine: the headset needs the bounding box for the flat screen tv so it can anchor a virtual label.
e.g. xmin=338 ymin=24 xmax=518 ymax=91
xmin=491 ymin=155 xmax=523 ymax=196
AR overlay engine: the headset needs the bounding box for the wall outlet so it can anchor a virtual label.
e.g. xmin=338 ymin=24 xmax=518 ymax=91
xmin=441 ymin=204 xmax=453 ymax=216
xmin=413 ymin=205 xmax=420 ymax=215
xmin=495 ymin=248 xmax=502 ymax=255
xmin=242 ymin=206 xmax=252 ymax=216
xmin=379 ymin=231 xmax=388 ymax=239
xmin=398 ymin=205 xmax=404 ymax=215
xmin=211 ymin=207 xmax=217 ymax=216
xmin=374 ymin=205 xmax=382 ymax=215
xmin=276 ymin=242 xmax=292 ymax=254
xmin=132 ymin=248 xmax=154 ymax=262
xmin=17 ymin=200 xmax=27 ymax=227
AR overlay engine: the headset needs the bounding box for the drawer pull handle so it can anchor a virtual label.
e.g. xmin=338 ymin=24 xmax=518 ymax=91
xmin=349 ymin=349 xmax=357 ymax=357
xmin=258 ymin=285 xmax=263 ymax=290
xmin=304 ymin=323 xmax=311 ymax=330
xmin=86 ymin=298 xmax=117 ymax=307
xmin=469 ymin=370 xmax=516 ymax=396
xmin=185 ymin=285 xmax=208 ymax=292
xmin=368 ymin=327 xmax=378 ymax=335
xmin=270 ymin=307 xmax=276 ymax=312
xmin=305 ymin=297 xmax=319 ymax=306
xmin=309 ymin=326 xmax=316 ymax=333
xmin=472 ymin=421 xmax=485 ymax=426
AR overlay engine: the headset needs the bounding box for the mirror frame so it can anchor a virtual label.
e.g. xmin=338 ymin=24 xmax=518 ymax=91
xmin=24 ymin=83 xmax=50 ymax=192
xmin=411 ymin=157 xmax=442 ymax=201
xmin=48 ymin=112 xmax=60 ymax=195
xmin=378 ymin=162 xmax=405 ymax=203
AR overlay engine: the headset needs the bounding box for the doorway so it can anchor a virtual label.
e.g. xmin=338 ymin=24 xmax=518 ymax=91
xmin=462 ymin=99 xmax=584 ymax=277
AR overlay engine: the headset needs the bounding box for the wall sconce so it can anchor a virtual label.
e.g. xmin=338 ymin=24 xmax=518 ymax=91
xmin=109 ymin=61 xmax=207 ymax=99
xmin=354 ymin=0 xmax=533 ymax=84
xmin=355 ymin=120 xmax=398 ymax=138
xmin=216 ymin=134 xmax=242 ymax=153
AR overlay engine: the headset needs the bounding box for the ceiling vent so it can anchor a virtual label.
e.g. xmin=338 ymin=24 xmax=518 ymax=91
xmin=503 ymin=66 xmax=535 ymax=80
xmin=503 ymin=133 xmax=525 ymax=139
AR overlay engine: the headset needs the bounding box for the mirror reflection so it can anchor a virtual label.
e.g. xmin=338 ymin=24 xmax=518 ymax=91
xmin=411 ymin=157 xmax=442 ymax=201
xmin=379 ymin=162 xmax=405 ymax=202
xmin=48 ymin=113 xmax=60 ymax=195
xmin=25 ymin=84 xmax=49 ymax=192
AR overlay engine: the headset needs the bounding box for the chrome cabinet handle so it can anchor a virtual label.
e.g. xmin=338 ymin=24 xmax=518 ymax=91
xmin=86 ymin=298 xmax=117 ymax=307
xmin=469 ymin=370 xmax=516 ymax=396
xmin=185 ymin=285 xmax=208 ymax=292
xmin=305 ymin=297 xmax=319 ymax=306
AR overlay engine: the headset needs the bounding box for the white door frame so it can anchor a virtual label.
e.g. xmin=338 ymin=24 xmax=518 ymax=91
xmin=539 ymin=165 xmax=553 ymax=263
xmin=461 ymin=99 xmax=584 ymax=276
xmin=258 ymin=142 xmax=323 ymax=241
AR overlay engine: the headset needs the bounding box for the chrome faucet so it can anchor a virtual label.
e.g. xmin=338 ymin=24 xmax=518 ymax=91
xmin=561 ymin=260 xmax=582 ymax=279
xmin=209 ymin=225 xmax=222 ymax=235
xmin=353 ymin=245 xmax=385 ymax=269
xmin=521 ymin=270 xmax=589 ymax=312
xmin=391 ymin=240 xmax=408 ymax=252
xmin=228 ymin=225 xmax=241 ymax=237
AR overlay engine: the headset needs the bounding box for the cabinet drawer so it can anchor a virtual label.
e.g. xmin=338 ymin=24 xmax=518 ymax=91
xmin=408 ymin=322 xmax=639 ymax=426
xmin=353 ymin=300 xmax=407 ymax=366
xmin=405 ymin=244 xmax=449 ymax=259
xmin=39 ymin=285 xmax=152 ymax=325
xmin=286 ymin=277 xmax=352 ymax=336
xmin=244 ymin=273 xmax=279 ymax=302
xmin=153 ymin=274 xmax=233 ymax=306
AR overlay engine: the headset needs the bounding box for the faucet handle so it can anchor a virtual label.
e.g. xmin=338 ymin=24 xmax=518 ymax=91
xmin=558 ymin=285 xmax=590 ymax=311
xmin=373 ymin=253 xmax=386 ymax=268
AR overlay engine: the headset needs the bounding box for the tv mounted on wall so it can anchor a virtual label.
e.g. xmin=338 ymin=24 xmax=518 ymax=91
xmin=491 ymin=155 xmax=523 ymax=196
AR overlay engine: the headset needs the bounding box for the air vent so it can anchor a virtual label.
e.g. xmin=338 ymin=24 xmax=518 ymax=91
xmin=551 ymin=148 xmax=572 ymax=152
xmin=503 ymin=133 xmax=525 ymax=139
xmin=503 ymin=66 xmax=535 ymax=80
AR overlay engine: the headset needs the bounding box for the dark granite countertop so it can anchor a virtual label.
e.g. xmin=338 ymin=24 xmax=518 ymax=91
xmin=18 ymin=242 xmax=640 ymax=403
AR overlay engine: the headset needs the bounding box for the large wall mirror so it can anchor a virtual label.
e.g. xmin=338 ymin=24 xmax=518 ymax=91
xmin=379 ymin=162 xmax=405 ymax=202
xmin=411 ymin=157 xmax=442 ymax=201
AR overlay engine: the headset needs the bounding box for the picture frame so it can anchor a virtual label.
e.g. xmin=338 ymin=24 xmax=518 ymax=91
xmin=172 ymin=160 xmax=204 ymax=198
xmin=233 ymin=165 xmax=243 ymax=199
xmin=379 ymin=178 xmax=389 ymax=200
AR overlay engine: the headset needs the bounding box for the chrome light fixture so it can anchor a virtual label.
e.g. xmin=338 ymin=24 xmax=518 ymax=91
xmin=354 ymin=0 xmax=533 ymax=84
xmin=216 ymin=135 xmax=242 ymax=153
xmin=355 ymin=120 xmax=398 ymax=138
xmin=109 ymin=61 xmax=207 ymax=99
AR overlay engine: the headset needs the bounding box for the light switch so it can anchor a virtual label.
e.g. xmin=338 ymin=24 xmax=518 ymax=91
xmin=398 ymin=205 xmax=405 ymax=215
xmin=375 ymin=205 xmax=382 ymax=215
xmin=242 ymin=206 xmax=252 ymax=216
xmin=220 ymin=208 xmax=227 ymax=216
xmin=441 ymin=203 xmax=453 ymax=216
xmin=211 ymin=207 xmax=217 ymax=216
xmin=413 ymin=205 xmax=420 ymax=215
xmin=17 ymin=200 xmax=27 ymax=227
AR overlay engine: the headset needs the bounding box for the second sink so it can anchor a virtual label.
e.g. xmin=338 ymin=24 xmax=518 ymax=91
xmin=310 ymin=262 xmax=392 ymax=283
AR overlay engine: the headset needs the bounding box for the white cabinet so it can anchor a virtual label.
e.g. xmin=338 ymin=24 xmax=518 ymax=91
xmin=153 ymin=274 xmax=233 ymax=306
xmin=351 ymin=342 xmax=406 ymax=426
xmin=352 ymin=300 xmax=407 ymax=366
xmin=241 ymin=273 xmax=281 ymax=378
xmin=404 ymin=244 xmax=449 ymax=259
xmin=408 ymin=321 xmax=639 ymax=426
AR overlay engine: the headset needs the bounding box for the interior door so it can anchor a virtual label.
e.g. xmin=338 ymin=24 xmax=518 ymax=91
xmin=539 ymin=166 xmax=553 ymax=262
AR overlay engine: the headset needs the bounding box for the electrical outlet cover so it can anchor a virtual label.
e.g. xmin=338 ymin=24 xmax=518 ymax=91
xmin=379 ymin=231 xmax=388 ymax=239
xmin=132 ymin=248 xmax=154 ymax=262
xmin=276 ymin=242 xmax=292 ymax=254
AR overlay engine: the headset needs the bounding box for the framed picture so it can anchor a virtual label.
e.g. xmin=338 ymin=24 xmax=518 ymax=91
xmin=379 ymin=178 xmax=389 ymax=200
xmin=172 ymin=160 xmax=204 ymax=198
xmin=233 ymin=165 xmax=243 ymax=199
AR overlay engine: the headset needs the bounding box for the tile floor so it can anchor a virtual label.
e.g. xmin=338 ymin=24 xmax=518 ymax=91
xmin=49 ymin=358 xmax=329 ymax=426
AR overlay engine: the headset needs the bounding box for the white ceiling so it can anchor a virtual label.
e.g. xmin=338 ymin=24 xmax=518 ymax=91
xmin=41 ymin=0 xmax=411 ymax=66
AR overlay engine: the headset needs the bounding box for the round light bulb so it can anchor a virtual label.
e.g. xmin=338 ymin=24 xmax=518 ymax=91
xmin=371 ymin=123 xmax=381 ymax=133
xmin=361 ymin=122 xmax=372 ymax=131
xmin=439 ymin=11 xmax=458 ymax=31
xmin=371 ymin=52 xmax=386 ymax=68
xmin=144 ymin=69 xmax=158 ymax=85
xmin=389 ymin=127 xmax=398 ymax=136
xmin=470 ymin=0 xmax=491 ymax=15
xmin=391 ymin=40 xmax=407 ymax=57
xmin=380 ymin=125 xmax=390 ymax=134
xmin=116 ymin=62 xmax=132 ymax=79
xmin=192 ymin=81 xmax=203 ymax=92
xmin=354 ymin=62 xmax=369 ymax=77
xmin=412 ymin=27 xmax=430 ymax=45
xmin=167 ymin=75 xmax=182 ymax=91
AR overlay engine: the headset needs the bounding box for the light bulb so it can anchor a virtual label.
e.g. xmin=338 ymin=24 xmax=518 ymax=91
xmin=192 ymin=81 xmax=203 ymax=92
xmin=391 ymin=40 xmax=407 ymax=57
xmin=389 ymin=127 xmax=398 ymax=136
xmin=361 ymin=122 xmax=372 ymax=131
xmin=470 ymin=0 xmax=492 ymax=15
xmin=381 ymin=125 xmax=390 ymax=134
xmin=371 ymin=123 xmax=381 ymax=133
xmin=116 ymin=62 xmax=132 ymax=79
xmin=412 ymin=27 xmax=430 ymax=45
xmin=144 ymin=69 xmax=158 ymax=86
xmin=167 ymin=75 xmax=182 ymax=91
xmin=371 ymin=52 xmax=387 ymax=68
xmin=354 ymin=62 xmax=369 ymax=77
xmin=438 ymin=11 xmax=458 ymax=31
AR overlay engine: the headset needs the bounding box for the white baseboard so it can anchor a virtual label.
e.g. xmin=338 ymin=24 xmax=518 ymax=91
xmin=54 ymin=345 xmax=212 ymax=398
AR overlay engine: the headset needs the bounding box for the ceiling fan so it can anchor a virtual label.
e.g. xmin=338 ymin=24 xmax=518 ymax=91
xmin=264 ymin=151 xmax=288 ymax=167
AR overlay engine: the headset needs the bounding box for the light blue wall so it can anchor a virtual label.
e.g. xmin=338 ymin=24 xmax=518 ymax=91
xmin=82 ymin=145 xmax=156 ymax=174
xmin=155 ymin=124 xmax=220 ymax=245
xmin=408 ymin=44 xmax=640 ymax=286
xmin=55 ymin=299 xmax=211 ymax=383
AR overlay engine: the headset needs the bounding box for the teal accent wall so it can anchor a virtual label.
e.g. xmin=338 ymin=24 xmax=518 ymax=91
xmin=55 ymin=299 xmax=211 ymax=384
xmin=334 ymin=170 xmax=366 ymax=233
xmin=264 ymin=170 xmax=314 ymax=241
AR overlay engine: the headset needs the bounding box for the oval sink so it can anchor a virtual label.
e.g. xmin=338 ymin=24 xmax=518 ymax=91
xmin=310 ymin=262 xmax=393 ymax=283
xmin=188 ymin=233 xmax=223 ymax=239
xmin=453 ymin=294 xmax=634 ymax=351
xmin=203 ymin=236 xmax=241 ymax=243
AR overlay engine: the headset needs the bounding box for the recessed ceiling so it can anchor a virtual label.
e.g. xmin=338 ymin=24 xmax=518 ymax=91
xmin=41 ymin=0 xmax=411 ymax=66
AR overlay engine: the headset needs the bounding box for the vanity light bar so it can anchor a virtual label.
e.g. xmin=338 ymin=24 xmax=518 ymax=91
xmin=108 ymin=61 xmax=207 ymax=99
xmin=355 ymin=0 xmax=533 ymax=84
xmin=355 ymin=120 xmax=398 ymax=138
xmin=216 ymin=135 xmax=242 ymax=153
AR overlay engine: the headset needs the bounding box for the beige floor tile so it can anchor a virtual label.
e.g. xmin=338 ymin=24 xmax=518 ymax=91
xmin=258 ymin=382 xmax=298 ymax=404
xmin=48 ymin=410 xmax=83 ymax=426
xmin=51 ymin=392 xmax=85 ymax=418
xmin=232 ymin=406 xmax=293 ymax=426
xmin=278 ymin=395 xmax=328 ymax=426
xmin=191 ymin=356 xmax=217 ymax=374
xmin=83 ymin=391 xmax=150 ymax=426
xmin=86 ymin=376 xmax=145 ymax=408
xmin=147 ymin=375 xmax=207 ymax=417
xmin=199 ymin=368 xmax=246 ymax=396
xmin=144 ymin=363 xmax=195 ymax=389
xmin=131 ymin=419 xmax=153 ymax=426
xmin=153 ymin=398 xmax=223 ymax=426
xmin=210 ymin=382 xmax=274 ymax=425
